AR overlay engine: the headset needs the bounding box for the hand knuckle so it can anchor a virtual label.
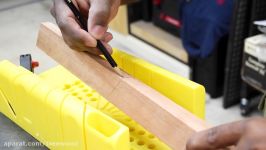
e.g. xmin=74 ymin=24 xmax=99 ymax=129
xmin=207 ymin=127 xmax=219 ymax=146
xmin=57 ymin=20 xmax=68 ymax=31
xmin=186 ymin=137 xmax=198 ymax=150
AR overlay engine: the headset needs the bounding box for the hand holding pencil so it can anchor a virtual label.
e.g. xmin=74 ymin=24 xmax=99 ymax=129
xmin=50 ymin=0 xmax=120 ymax=55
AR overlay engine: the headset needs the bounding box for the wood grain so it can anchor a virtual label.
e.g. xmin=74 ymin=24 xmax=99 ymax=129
xmin=37 ymin=22 xmax=209 ymax=149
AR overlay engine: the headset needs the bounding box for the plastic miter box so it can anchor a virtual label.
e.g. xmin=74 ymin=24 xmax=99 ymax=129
xmin=0 ymin=49 xmax=205 ymax=150
xmin=242 ymin=34 xmax=266 ymax=92
xmin=152 ymin=0 xmax=181 ymax=37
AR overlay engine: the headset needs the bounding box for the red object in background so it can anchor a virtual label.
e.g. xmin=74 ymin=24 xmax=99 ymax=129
xmin=160 ymin=13 xmax=181 ymax=28
xmin=153 ymin=0 xmax=161 ymax=5
xmin=152 ymin=0 xmax=181 ymax=37
xmin=31 ymin=61 xmax=39 ymax=69
xmin=217 ymin=0 xmax=225 ymax=5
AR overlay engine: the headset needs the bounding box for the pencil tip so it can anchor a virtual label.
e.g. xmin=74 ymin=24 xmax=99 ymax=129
xmin=114 ymin=67 xmax=124 ymax=77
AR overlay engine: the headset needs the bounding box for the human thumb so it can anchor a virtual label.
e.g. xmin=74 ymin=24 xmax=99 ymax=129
xmin=87 ymin=0 xmax=112 ymax=39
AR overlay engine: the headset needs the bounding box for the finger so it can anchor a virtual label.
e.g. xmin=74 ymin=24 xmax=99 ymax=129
xmin=104 ymin=35 xmax=113 ymax=43
xmin=236 ymin=138 xmax=251 ymax=150
xmin=186 ymin=121 xmax=245 ymax=150
xmin=61 ymin=17 xmax=97 ymax=47
xmin=67 ymin=41 xmax=102 ymax=55
xmin=87 ymin=0 xmax=112 ymax=39
xmin=74 ymin=45 xmax=102 ymax=55
xmin=100 ymin=41 xmax=113 ymax=54
xmin=76 ymin=0 xmax=90 ymax=19
xmin=102 ymin=32 xmax=113 ymax=43
xmin=54 ymin=0 xmax=97 ymax=48
xmin=82 ymin=42 xmax=113 ymax=55
xmin=82 ymin=47 xmax=102 ymax=55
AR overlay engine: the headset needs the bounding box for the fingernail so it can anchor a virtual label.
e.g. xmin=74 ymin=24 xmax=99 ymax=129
xmin=106 ymin=34 xmax=113 ymax=42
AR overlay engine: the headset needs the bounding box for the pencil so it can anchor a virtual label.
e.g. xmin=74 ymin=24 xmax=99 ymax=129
xmin=64 ymin=0 xmax=118 ymax=69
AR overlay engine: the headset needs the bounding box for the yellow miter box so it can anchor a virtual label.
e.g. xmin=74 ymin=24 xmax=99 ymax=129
xmin=111 ymin=49 xmax=205 ymax=118
xmin=0 ymin=49 xmax=205 ymax=150
xmin=40 ymin=63 xmax=171 ymax=150
xmin=0 ymin=60 xmax=129 ymax=150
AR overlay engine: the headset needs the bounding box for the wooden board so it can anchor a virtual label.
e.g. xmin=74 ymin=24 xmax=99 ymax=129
xmin=37 ymin=22 xmax=209 ymax=149
xmin=130 ymin=21 xmax=188 ymax=63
